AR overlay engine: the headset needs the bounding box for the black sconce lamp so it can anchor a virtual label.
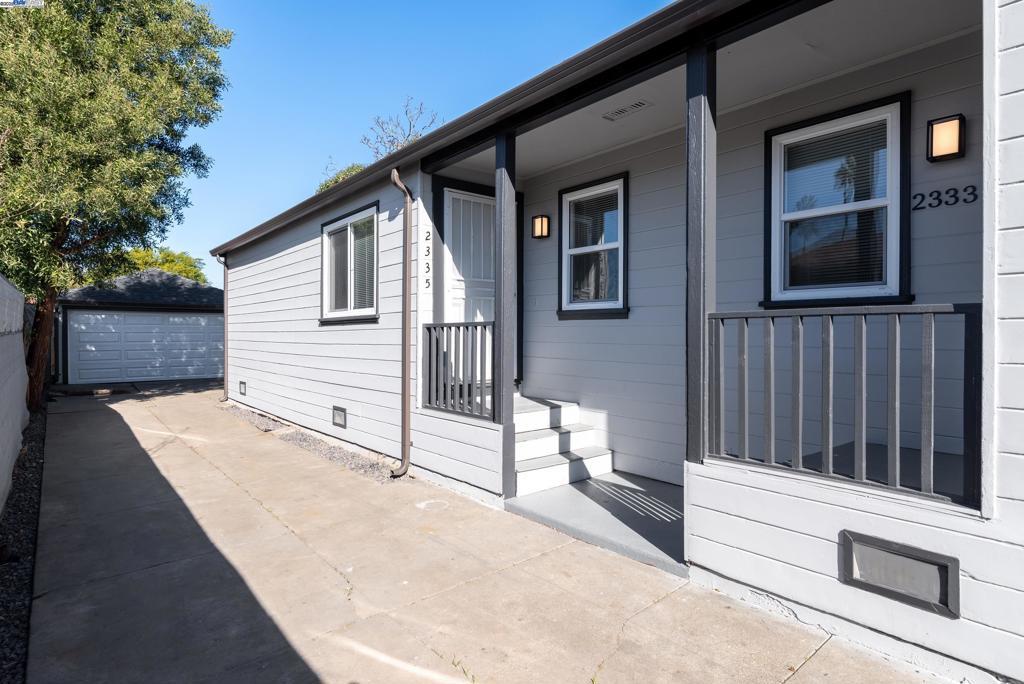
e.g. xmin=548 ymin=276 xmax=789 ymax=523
xmin=927 ymin=114 xmax=965 ymax=162
xmin=532 ymin=215 xmax=550 ymax=239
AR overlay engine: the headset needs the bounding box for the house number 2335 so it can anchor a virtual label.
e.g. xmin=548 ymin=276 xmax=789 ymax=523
xmin=911 ymin=185 xmax=978 ymax=211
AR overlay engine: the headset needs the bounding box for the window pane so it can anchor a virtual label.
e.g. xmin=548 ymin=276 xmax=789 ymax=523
xmin=784 ymin=121 xmax=887 ymax=213
xmin=330 ymin=228 xmax=348 ymax=311
xmin=571 ymin=249 xmax=619 ymax=303
xmin=786 ymin=209 xmax=886 ymax=288
xmin=571 ymin=190 xmax=618 ymax=248
xmin=350 ymin=217 xmax=375 ymax=310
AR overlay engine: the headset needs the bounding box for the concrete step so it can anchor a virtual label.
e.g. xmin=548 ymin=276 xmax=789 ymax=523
xmin=514 ymin=423 xmax=596 ymax=461
xmin=515 ymin=447 xmax=613 ymax=497
xmin=513 ymin=395 xmax=580 ymax=433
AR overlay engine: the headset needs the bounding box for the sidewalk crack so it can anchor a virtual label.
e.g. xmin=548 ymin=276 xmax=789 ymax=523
xmin=590 ymin=584 xmax=685 ymax=683
xmin=782 ymin=634 xmax=832 ymax=683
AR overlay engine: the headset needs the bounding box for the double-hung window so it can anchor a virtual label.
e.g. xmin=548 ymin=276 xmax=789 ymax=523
xmin=559 ymin=174 xmax=628 ymax=317
xmin=321 ymin=205 xmax=377 ymax=320
xmin=766 ymin=95 xmax=908 ymax=304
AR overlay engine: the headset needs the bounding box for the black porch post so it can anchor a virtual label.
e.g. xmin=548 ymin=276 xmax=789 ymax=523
xmin=495 ymin=130 xmax=518 ymax=496
xmin=685 ymin=44 xmax=717 ymax=464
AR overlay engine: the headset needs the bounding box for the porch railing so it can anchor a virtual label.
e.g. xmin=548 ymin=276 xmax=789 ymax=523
xmin=423 ymin=322 xmax=494 ymax=420
xmin=707 ymin=304 xmax=982 ymax=507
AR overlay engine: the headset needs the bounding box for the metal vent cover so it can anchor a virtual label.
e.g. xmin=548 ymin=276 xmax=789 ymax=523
xmin=601 ymin=99 xmax=653 ymax=122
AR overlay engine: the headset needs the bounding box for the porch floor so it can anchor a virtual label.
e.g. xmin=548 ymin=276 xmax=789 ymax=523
xmin=505 ymin=472 xmax=686 ymax=577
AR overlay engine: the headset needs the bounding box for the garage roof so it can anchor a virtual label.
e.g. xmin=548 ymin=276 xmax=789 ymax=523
xmin=59 ymin=269 xmax=224 ymax=312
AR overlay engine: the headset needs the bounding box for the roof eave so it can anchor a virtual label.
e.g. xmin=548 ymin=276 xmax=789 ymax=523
xmin=210 ymin=0 xmax=742 ymax=258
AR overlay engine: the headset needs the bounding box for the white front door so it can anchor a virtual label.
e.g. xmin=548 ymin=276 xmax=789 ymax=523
xmin=443 ymin=188 xmax=495 ymax=323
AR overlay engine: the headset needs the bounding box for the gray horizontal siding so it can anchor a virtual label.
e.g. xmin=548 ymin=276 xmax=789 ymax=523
xmin=520 ymin=129 xmax=687 ymax=485
xmin=226 ymin=174 xmax=503 ymax=495
xmin=688 ymin=24 xmax=1024 ymax=681
xmin=714 ymin=33 xmax=984 ymax=459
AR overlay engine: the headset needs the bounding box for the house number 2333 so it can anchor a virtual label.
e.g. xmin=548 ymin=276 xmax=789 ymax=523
xmin=911 ymin=185 xmax=978 ymax=210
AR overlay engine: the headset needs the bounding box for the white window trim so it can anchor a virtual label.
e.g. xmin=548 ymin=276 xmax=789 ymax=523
xmin=321 ymin=205 xmax=378 ymax=320
xmin=561 ymin=178 xmax=626 ymax=311
xmin=769 ymin=101 xmax=901 ymax=302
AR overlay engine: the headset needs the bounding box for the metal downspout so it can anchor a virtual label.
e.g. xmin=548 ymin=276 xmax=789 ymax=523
xmin=216 ymin=254 xmax=228 ymax=402
xmin=390 ymin=168 xmax=413 ymax=477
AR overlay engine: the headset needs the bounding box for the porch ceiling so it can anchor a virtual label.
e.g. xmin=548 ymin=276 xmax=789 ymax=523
xmin=447 ymin=0 xmax=980 ymax=182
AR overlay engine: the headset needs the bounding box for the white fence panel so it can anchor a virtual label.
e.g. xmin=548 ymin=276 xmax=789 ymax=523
xmin=0 ymin=274 xmax=29 ymax=511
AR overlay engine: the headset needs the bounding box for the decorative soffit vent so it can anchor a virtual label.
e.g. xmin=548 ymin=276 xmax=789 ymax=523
xmin=601 ymin=99 xmax=653 ymax=122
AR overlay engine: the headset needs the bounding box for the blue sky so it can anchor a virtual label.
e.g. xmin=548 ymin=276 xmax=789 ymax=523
xmin=174 ymin=0 xmax=670 ymax=287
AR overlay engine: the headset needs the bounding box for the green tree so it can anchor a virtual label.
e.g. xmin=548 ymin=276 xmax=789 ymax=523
xmin=315 ymin=97 xmax=440 ymax=193
xmin=0 ymin=0 xmax=231 ymax=409
xmin=84 ymin=247 xmax=209 ymax=284
xmin=316 ymin=162 xmax=366 ymax=194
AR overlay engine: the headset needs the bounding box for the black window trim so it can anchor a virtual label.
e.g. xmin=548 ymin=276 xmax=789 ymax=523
xmin=557 ymin=171 xmax=630 ymax=320
xmin=318 ymin=200 xmax=381 ymax=326
xmin=761 ymin=91 xmax=913 ymax=310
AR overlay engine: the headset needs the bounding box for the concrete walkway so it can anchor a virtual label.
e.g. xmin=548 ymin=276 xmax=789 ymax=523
xmin=30 ymin=387 xmax=935 ymax=683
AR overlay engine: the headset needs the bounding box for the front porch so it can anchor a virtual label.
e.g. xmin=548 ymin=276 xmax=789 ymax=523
xmin=506 ymin=471 xmax=686 ymax=576
xmin=416 ymin=0 xmax=984 ymax=571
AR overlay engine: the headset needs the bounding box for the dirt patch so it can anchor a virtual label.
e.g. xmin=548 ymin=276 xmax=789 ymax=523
xmin=0 ymin=411 xmax=46 ymax=684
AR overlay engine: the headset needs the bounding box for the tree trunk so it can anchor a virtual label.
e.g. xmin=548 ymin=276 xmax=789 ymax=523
xmin=25 ymin=286 xmax=57 ymax=412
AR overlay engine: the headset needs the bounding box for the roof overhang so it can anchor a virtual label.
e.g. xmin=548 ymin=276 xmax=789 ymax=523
xmin=58 ymin=301 xmax=224 ymax=312
xmin=210 ymin=0 xmax=828 ymax=257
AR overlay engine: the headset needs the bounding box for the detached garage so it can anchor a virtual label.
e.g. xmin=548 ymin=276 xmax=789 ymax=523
xmin=58 ymin=269 xmax=224 ymax=385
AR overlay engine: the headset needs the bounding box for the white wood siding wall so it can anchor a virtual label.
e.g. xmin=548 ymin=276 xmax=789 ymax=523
xmin=520 ymin=130 xmax=687 ymax=485
xmin=226 ymin=174 xmax=503 ymax=495
xmin=686 ymin=24 xmax=1024 ymax=680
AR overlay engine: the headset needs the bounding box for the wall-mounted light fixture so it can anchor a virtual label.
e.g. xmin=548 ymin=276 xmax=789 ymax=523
xmin=927 ymin=114 xmax=965 ymax=162
xmin=532 ymin=215 xmax=550 ymax=239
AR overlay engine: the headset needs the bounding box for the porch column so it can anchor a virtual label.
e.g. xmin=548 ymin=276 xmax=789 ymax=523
xmin=495 ymin=130 xmax=518 ymax=495
xmin=685 ymin=43 xmax=717 ymax=464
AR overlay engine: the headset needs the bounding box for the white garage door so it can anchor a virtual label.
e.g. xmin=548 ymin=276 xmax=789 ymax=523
xmin=67 ymin=309 xmax=224 ymax=384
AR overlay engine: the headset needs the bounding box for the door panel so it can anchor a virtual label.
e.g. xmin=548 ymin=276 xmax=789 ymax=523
xmin=445 ymin=189 xmax=496 ymax=323
xmin=67 ymin=309 xmax=224 ymax=384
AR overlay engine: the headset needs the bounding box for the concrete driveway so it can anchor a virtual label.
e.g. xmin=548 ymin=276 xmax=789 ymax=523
xmin=29 ymin=387 xmax=933 ymax=683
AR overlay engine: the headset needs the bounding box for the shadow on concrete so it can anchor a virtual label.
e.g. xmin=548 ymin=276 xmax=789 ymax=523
xmin=29 ymin=394 xmax=320 ymax=683
xmin=50 ymin=378 xmax=222 ymax=399
xmin=506 ymin=472 xmax=685 ymax=576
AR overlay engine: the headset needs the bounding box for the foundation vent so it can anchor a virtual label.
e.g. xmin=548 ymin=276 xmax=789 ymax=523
xmin=332 ymin=406 xmax=347 ymax=429
xmin=601 ymin=99 xmax=653 ymax=122
xmin=840 ymin=530 xmax=959 ymax=618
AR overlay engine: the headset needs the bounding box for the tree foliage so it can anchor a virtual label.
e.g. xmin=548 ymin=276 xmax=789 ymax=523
xmin=316 ymin=162 xmax=366 ymax=194
xmin=316 ymin=97 xmax=439 ymax=193
xmin=361 ymin=97 xmax=440 ymax=161
xmin=0 ymin=0 xmax=231 ymax=408
xmin=85 ymin=247 xmax=209 ymax=284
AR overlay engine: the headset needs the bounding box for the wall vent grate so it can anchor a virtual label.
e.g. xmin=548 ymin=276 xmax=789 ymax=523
xmin=332 ymin=406 xmax=347 ymax=429
xmin=601 ymin=99 xmax=653 ymax=122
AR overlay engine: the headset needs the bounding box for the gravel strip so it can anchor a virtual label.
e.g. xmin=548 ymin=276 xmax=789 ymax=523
xmin=223 ymin=405 xmax=285 ymax=432
xmin=278 ymin=429 xmax=394 ymax=484
xmin=0 ymin=411 xmax=46 ymax=684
